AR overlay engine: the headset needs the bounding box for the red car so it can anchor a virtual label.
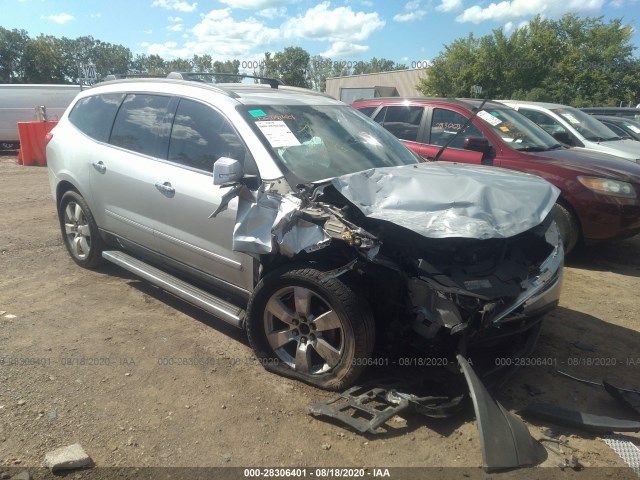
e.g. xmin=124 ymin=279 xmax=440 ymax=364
xmin=353 ymin=98 xmax=640 ymax=253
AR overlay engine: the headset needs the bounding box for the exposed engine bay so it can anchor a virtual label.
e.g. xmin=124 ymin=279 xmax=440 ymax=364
xmin=213 ymin=162 xmax=563 ymax=362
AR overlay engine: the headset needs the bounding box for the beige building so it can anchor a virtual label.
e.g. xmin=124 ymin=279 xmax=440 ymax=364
xmin=325 ymin=68 xmax=427 ymax=103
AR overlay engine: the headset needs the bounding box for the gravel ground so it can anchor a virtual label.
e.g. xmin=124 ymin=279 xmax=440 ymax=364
xmin=0 ymin=154 xmax=639 ymax=480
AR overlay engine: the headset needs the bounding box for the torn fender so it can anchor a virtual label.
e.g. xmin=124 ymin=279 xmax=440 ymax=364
xmin=457 ymin=354 xmax=547 ymax=472
xmin=332 ymin=163 xmax=560 ymax=240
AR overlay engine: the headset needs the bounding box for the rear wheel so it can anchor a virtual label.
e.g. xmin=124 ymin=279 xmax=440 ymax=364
xmin=553 ymin=202 xmax=579 ymax=254
xmin=246 ymin=264 xmax=375 ymax=390
xmin=58 ymin=190 xmax=105 ymax=268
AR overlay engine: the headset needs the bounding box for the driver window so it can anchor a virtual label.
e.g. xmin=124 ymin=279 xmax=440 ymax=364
xmin=168 ymin=99 xmax=251 ymax=172
xmin=429 ymin=108 xmax=484 ymax=148
xmin=519 ymin=109 xmax=566 ymax=136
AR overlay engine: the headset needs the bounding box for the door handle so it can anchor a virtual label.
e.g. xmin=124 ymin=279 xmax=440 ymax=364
xmin=92 ymin=161 xmax=106 ymax=173
xmin=155 ymin=181 xmax=175 ymax=196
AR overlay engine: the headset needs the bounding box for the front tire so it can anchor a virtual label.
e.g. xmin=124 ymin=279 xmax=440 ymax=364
xmin=58 ymin=190 xmax=105 ymax=268
xmin=553 ymin=202 xmax=579 ymax=254
xmin=246 ymin=264 xmax=375 ymax=390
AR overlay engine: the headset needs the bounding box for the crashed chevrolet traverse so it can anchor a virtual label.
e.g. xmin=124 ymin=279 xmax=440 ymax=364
xmin=47 ymin=73 xmax=563 ymax=391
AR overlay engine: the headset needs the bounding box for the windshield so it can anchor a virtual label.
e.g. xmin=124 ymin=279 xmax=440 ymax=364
xmin=239 ymin=105 xmax=419 ymax=184
xmin=475 ymin=108 xmax=562 ymax=152
xmin=551 ymin=107 xmax=620 ymax=142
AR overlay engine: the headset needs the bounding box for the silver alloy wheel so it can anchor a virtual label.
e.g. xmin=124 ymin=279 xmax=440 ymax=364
xmin=264 ymin=286 xmax=345 ymax=375
xmin=63 ymin=201 xmax=92 ymax=260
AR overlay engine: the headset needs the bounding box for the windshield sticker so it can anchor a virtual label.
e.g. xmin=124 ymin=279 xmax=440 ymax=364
xmin=477 ymin=110 xmax=503 ymax=126
xmin=248 ymin=109 xmax=267 ymax=118
xmin=490 ymin=111 xmax=501 ymax=116
xmin=499 ymin=126 xmax=510 ymax=132
xmin=256 ymin=120 xmax=302 ymax=148
xmin=560 ymin=113 xmax=580 ymax=124
xmin=625 ymin=123 xmax=640 ymax=134
xmin=258 ymin=114 xmax=296 ymax=121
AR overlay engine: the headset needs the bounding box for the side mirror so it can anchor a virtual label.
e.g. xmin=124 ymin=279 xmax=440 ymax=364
xmin=463 ymin=136 xmax=491 ymax=154
xmin=213 ymin=157 xmax=243 ymax=185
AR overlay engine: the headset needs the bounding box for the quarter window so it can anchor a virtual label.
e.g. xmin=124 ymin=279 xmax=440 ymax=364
xmin=168 ymin=99 xmax=248 ymax=172
xmin=429 ymin=108 xmax=485 ymax=149
xmin=109 ymin=94 xmax=172 ymax=157
xmin=356 ymin=106 xmax=377 ymax=118
xmin=373 ymin=106 xmax=424 ymax=142
xmin=68 ymin=93 xmax=125 ymax=142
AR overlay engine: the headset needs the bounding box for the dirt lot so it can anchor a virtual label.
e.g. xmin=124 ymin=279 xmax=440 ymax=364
xmin=1 ymin=154 xmax=639 ymax=479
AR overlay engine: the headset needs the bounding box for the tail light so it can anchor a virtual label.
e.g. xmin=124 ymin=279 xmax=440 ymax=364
xmin=45 ymin=132 xmax=53 ymax=145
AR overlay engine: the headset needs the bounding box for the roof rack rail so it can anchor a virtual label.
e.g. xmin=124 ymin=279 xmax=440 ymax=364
xmin=166 ymin=72 xmax=284 ymax=89
xmin=104 ymin=73 xmax=166 ymax=81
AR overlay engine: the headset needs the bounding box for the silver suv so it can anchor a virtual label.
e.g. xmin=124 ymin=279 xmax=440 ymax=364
xmin=47 ymin=74 xmax=563 ymax=390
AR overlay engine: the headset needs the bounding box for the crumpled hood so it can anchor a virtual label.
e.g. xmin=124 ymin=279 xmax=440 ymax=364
xmin=331 ymin=162 xmax=560 ymax=240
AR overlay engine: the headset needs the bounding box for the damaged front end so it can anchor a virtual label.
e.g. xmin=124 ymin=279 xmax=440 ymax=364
xmin=215 ymin=161 xmax=563 ymax=384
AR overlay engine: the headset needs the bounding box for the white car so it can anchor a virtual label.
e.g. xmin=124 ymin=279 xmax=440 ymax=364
xmin=499 ymin=100 xmax=640 ymax=162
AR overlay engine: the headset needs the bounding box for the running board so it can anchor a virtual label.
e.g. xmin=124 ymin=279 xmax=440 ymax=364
xmin=102 ymin=250 xmax=245 ymax=328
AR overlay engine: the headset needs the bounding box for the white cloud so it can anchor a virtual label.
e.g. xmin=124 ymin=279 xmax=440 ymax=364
xmin=436 ymin=0 xmax=463 ymax=12
xmin=188 ymin=9 xmax=280 ymax=57
xmin=152 ymin=0 xmax=198 ymax=13
xmin=167 ymin=24 xmax=184 ymax=31
xmin=393 ymin=1 xmax=427 ymax=22
xmin=281 ymin=2 xmax=385 ymax=42
xmin=168 ymin=16 xmax=183 ymax=22
xmin=258 ymin=6 xmax=287 ymax=18
xmin=220 ymin=0 xmax=293 ymax=8
xmin=320 ymin=41 xmax=369 ymax=58
xmin=42 ymin=13 xmax=74 ymax=24
xmin=456 ymin=0 xmax=604 ymax=23
xmin=504 ymin=21 xmax=513 ymax=32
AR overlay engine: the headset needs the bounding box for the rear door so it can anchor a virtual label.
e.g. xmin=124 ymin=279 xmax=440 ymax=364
xmin=90 ymin=93 xmax=173 ymax=249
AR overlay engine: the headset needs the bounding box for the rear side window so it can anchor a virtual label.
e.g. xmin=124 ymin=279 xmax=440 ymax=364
xmin=373 ymin=106 xmax=424 ymax=142
xmin=109 ymin=94 xmax=172 ymax=157
xmin=355 ymin=106 xmax=377 ymax=118
xmin=168 ymin=98 xmax=249 ymax=172
xmin=68 ymin=93 xmax=125 ymax=142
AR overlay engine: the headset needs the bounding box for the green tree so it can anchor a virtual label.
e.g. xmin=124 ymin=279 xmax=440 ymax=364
xmin=213 ymin=59 xmax=241 ymax=82
xmin=352 ymin=57 xmax=407 ymax=75
xmin=0 ymin=27 xmax=29 ymax=82
xmin=418 ymin=14 xmax=640 ymax=106
xmin=165 ymin=58 xmax=192 ymax=74
xmin=129 ymin=53 xmax=165 ymax=75
xmin=273 ymin=47 xmax=310 ymax=88
xmin=191 ymin=54 xmax=213 ymax=72
xmin=307 ymin=55 xmax=333 ymax=91
xmin=22 ymin=35 xmax=66 ymax=83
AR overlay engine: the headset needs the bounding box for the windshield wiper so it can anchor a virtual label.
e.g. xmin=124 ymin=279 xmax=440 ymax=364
xmin=515 ymin=146 xmax=548 ymax=152
xmin=546 ymin=143 xmax=565 ymax=151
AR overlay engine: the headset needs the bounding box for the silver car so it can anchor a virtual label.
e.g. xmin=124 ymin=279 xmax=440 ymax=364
xmin=47 ymin=75 xmax=564 ymax=390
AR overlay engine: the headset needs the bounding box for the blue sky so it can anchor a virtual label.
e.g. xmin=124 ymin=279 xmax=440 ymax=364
xmin=2 ymin=0 xmax=639 ymax=70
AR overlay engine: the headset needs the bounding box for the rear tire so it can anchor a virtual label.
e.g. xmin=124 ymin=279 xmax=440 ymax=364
xmin=246 ymin=264 xmax=375 ymax=390
xmin=553 ymin=202 xmax=579 ymax=255
xmin=58 ymin=190 xmax=105 ymax=268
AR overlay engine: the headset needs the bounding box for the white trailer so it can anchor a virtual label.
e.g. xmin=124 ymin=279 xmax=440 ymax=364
xmin=0 ymin=84 xmax=82 ymax=148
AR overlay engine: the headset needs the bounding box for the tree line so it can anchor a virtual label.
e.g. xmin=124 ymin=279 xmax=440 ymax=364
xmin=0 ymin=28 xmax=406 ymax=90
xmin=418 ymin=14 xmax=640 ymax=107
xmin=3 ymin=14 xmax=639 ymax=105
